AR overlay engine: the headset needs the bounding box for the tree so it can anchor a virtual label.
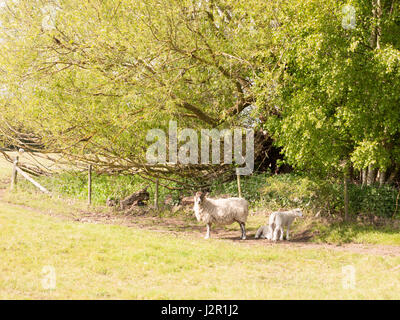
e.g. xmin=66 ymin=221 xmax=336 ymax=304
xmin=260 ymin=0 xmax=400 ymax=185
xmin=0 ymin=0 xmax=279 ymax=187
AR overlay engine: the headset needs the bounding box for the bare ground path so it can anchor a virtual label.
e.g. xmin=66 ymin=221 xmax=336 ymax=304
xmin=1 ymin=185 xmax=400 ymax=257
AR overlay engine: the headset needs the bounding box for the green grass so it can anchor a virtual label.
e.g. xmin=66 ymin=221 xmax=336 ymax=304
xmin=2 ymin=153 xmax=400 ymax=299
xmin=3 ymin=153 xmax=400 ymax=246
xmin=1 ymin=201 xmax=400 ymax=299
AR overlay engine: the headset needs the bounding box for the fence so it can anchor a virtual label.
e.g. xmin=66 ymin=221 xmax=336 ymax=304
xmin=10 ymin=155 xmax=51 ymax=195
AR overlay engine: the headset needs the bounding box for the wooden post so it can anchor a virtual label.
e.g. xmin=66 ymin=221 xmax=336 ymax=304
xmin=343 ymin=162 xmax=350 ymax=222
xmin=10 ymin=155 xmax=19 ymax=191
xmin=237 ymin=173 xmax=242 ymax=198
xmin=88 ymin=164 xmax=92 ymax=205
xmin=15 ymin=167 xmax=51 ymax=194
xmin=154 ymin=178 xmax=159 ymax=209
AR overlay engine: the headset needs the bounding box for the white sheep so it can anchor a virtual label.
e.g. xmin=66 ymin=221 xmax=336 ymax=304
xmin=264 ymin=208 xmax=303 ymax=241
xmin=193 ymin=191 xmax=249 ymax=240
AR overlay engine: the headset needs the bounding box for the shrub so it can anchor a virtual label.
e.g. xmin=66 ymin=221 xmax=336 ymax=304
xmin=211 ymin=172 xmax=400 ymax=218
xmin=17 ymin=169 xmax=400 ymax=218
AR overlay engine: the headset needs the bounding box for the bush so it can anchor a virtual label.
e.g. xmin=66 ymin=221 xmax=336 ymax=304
xmin=211 ymin=172 xmax=400 ymax=218
xmin=260 ymin=174 xmax=400 ymax=218
xmin=209 ymin=173 xmax=270 ymax=204
xmin=17 ymin=171 xmax=186 ymax=206
xmin=17 ymin=169 xmax=400 ymax=218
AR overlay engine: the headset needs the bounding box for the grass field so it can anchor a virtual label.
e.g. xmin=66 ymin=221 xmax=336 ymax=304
xmin=1 ymin=153 xmax=400 ymax=299
xmin=1 ymin=200 xmax=400 ymax=299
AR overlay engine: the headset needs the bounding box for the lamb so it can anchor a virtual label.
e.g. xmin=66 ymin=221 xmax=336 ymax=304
xmin=262 ymin=208 xmax=303 ymax=241
xmin=193 ymin=191 xmax=249 ymax=240
xmin=254 ymin=225 xmax=269 ymax=239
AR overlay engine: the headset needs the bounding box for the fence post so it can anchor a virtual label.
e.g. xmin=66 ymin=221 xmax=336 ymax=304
xmin=343 ymin=163 xmax=350 ymax=222
xmin=154 ymin=178 xmax=159 ymax=209
xmin=88 ymin=164 xmax=92 ymax=205
xmin=10 ymin=155 xmax=19 ymax=191
xmin=237 ymin=173 xmax=242 ymax=198
xmin=344 ymin=176 xmax=349 ymax=221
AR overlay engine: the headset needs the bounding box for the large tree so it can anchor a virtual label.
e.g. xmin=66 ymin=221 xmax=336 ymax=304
xmin=260 ymin=0 xmax=400 ymax=184
xmin=0 ymin=0 xmax=279 ymax=186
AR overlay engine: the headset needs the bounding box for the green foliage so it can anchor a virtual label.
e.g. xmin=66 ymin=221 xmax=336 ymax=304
xmin=259 ymin=0 xmax=400 ymax=176
xmin=1 ymin=0 xmax=400 ymax=201
xmin=210 ymin=173 xmax=269 ymax=204
xmin=212 ymin=172 xmax=400 ymax=218
xmin=261 ymin=174 xmax=400 ymax=218
xmin=261 ymin=174 xmax=317 ymax=210
xmin=0 ymin=0 xmax=273 ymax=183
xmin=15 ymin=171 xmax=183 ymax=206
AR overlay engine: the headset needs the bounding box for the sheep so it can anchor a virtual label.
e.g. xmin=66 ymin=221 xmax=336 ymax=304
xmin=265 ymin=208 xmax=303 ymax=241
xmin=193 ymin=191 xmax=249 ymax=240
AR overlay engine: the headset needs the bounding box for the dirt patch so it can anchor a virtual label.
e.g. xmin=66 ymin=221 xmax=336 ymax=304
xmin=48 ymin=207 xmax=400 ymax=257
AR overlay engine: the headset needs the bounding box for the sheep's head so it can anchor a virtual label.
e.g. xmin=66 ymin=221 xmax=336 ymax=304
xmin=293 ymin=208 xmax=303 ymax=217
xmin=194 ymin=191 xmax=206 ymax=206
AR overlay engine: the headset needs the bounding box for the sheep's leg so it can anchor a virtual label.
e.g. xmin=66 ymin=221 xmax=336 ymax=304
xmin=239 ymin=222 xmax=246 ymax=240
xmin=279 ymin=227 xmax=284 ymax=241
xmin=286 ymin=225 xmax=290 ymax=241
xmin=205 ymin=223 xmax=211 ymax=239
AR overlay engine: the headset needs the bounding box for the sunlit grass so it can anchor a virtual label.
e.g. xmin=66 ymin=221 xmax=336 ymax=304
xmin=1 ymin=153 xmax=400 ymax=299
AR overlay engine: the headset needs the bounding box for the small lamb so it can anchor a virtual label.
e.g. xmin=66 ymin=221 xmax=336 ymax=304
xmin=193 ymin=191 xmax=249 ymax=240
xmin=254 ymin=225 xmax=269 ymax=239
xmin=255 ymin=208 xmax=303 ymax=241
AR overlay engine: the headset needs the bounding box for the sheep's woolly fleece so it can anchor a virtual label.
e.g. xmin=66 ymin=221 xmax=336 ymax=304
xmin=194 ymin=197 xmax=249 ymax=225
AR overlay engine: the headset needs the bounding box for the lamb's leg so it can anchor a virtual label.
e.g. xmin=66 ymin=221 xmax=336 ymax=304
xmin=286 ymin=225 xmax=290 ymax=241
xmin=267 ymin=224 xmax=273 ymax=240
xmin=255 ymin=226 xmax=262 ymax=239
xmin=273 ymin=225 xmax=279 ymax=241
xmin=239 ymin=222 xmax=246 ymax=240
xmin=205 ymin=223 xmax=211 ymax=239
xmin=260 ymin=226 xmax=267 ymax=239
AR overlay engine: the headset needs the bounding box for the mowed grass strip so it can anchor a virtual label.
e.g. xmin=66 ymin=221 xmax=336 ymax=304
xmin=1 ymin=202 xmax=400 ymax=299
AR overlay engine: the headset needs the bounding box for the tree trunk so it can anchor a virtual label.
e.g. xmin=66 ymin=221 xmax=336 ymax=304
xmin=378 ymin=169 xmax=387 ymax=186
xmin=362 ymin=168 xmax=368 ymax=187
xmin=10 ymin=156 xmax=19 ymax=191
xmin=342 ymin=160 xmax=351 ymax=222
xmin=344 ymin=165 xmax=350 ymax=222
xmin=387 ymin=166 xmax=399 ymax=184
xmin=367 ymin=165 xmax=377 ymax=185
xmin=154 ymin=179 xmax=159 ymax=210
xmin=349 ymin=164 xmax=355 ymax=183
xmin=120 ymin=187 xmax=150 ymax=210
xmin=371 ymin=0 xmax=382 ymax=49
xmin=88 ymin=164 xmax=92 ymax=205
